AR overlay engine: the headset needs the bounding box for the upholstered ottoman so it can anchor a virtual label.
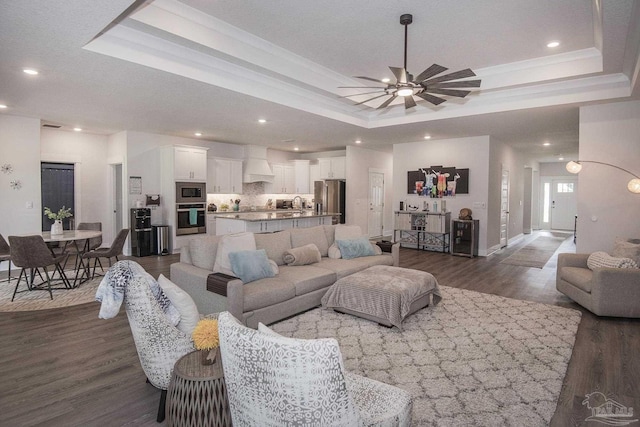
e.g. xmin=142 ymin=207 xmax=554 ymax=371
xmin=321 ymin=265 xmax=441 ymax=329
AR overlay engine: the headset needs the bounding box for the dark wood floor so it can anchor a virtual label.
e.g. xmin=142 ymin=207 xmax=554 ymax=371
xmin=0 ymin=231 xmax=638 ymax=426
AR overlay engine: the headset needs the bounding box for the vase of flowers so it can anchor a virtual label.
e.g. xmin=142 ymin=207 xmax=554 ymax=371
xmin=44 ymin=206 xmax=73 ymax=235
xmin=191 ymin=318 xmax=220 ymax=365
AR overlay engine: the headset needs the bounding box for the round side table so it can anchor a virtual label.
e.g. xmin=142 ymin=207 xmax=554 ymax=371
xmin=166 ymin=348 xmax=232 ymax=426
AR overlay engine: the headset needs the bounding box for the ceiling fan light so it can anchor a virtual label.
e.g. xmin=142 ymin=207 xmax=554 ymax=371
xmin=566 ymin=161 xmax=582 ymax=174
xmin=628 ymin=178 xmax=640 ymax=194
xmin=397 ymin=88 xmax=413 ymax=97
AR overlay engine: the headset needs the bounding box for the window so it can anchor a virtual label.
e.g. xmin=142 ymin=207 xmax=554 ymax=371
xmin=41 ymin=162 xmax=75 ymax=231
xmin=556 ymin=183 xmax=574 ymax=193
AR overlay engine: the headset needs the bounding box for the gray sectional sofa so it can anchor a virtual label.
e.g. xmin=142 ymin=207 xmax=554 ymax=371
xmin=170 ymin=225 xmax=400 ymax=328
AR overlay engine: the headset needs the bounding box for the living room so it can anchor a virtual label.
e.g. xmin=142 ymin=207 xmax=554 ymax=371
xmin=1 ymin=1 xmax=639 ymax=425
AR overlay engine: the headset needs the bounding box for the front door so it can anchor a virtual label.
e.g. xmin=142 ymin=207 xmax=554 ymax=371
xmin=551 ymin=178 xmax=577 ymax=230
xmin=368 ymin=171 xmax=384 ymax=238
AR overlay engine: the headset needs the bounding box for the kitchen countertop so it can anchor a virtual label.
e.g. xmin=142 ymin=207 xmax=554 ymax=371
xmin=212 ymin=211 xmax=339 ymax=222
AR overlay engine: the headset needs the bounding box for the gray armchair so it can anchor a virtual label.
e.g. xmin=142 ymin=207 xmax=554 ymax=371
xmin=556 ymin=253 xmax=640 ymax=317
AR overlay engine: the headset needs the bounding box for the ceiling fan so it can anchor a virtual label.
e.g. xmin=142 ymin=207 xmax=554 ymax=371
xmin=340 ymin=14 xmax=481 ymax=110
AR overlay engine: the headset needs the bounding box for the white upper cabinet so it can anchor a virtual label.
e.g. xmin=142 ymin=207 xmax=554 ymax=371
xmin=175 ymin=146 xmax=208 ymax=181
xmin=318 ymin=157 xmax=345 ymax=180
xmin=292 ymin=160 xmax=310 ymax=193
xmin=309 ymin=163 xmax=320 ymax=187
xmin=208 ymin=158 xmax=243 ymax=193
xmin=271 ymin=163 xmax=295 ymax=194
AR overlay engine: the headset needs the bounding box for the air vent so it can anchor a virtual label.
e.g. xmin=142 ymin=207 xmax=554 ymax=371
xmin=42 ymin=124 xmax=62 ymax=128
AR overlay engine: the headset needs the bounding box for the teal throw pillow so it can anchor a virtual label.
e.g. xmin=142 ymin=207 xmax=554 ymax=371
xmin=228 ymin=249 xmax=275 ymax=283
xmin=336 ymin=237 xmax=376 ymax=260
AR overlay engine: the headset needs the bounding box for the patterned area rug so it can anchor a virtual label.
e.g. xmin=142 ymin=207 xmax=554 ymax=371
xmin=0 ymin=271 xmax=101 ymax=312
xmin=500 ymin=235 xmax=569 ymax=268
xmin=271 ymin=286 xmax=582 ymax=426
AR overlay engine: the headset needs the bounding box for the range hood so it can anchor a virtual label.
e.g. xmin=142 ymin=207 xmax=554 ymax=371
xmin=243 ymin=145 xmax=274 ymax=183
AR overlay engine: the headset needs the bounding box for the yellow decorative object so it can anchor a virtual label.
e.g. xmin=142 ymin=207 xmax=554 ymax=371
xmin=191 ymin=318 xmax=219 ymax=350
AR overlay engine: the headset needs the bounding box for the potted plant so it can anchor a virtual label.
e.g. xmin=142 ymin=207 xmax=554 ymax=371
xmin=44 ymin=206 xmax=73 ymax=235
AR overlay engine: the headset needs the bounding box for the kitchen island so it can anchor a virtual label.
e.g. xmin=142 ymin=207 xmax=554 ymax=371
xmin=214 ymin=211 xmax=337 ymax=235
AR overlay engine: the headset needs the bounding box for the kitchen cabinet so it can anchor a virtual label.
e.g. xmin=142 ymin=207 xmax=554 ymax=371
xmin=271 ymin=163 xmax=296 ymax=194
xmin=318 ymin=157 xmax=346 ymax=180
xmin=292 ymin=160 xmax=310 ymax=193
xmin=206 ymin=215 xmax=217 ymax=236
xmin=174 ymin=147 xmax=207 ymax=181
xmin=208 ymin=158 xmax=243 ymax=193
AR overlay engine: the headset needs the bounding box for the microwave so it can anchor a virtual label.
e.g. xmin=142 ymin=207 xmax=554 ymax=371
xmin=176 ymin=182 xmax=206 ymax=203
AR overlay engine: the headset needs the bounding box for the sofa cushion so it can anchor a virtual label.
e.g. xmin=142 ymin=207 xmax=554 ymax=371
xmin=316 ymin=257 xmax=373 ymax=279
xmin=283 ymin=243 xmax=322 ymax=266
xmin=560 ymin=267 xmax=593 ymax=293
xmin=229 ymin=249 xmax=276 ymax=284
xmin=277 ymin=265 xmax=337 ymax=296
xmin=335 ymin=225 xmax=363 ymax=241
xmin=243 ymin=278 xmax=296 ymax=312
xmin=214 ymin=232 xmax=256 ymax=276
xmin=190 ymin=235 xmax=221 ymax=271
xmin=587 ymin=251 xmax=638 ymax=270
xmin=611 ymin=237 xmax=640 ymax=266
xmin=255 ymin=230 xmax=292 ymax=266
xmin=323 ymin=225 xmax=336 ymax=247
xmin=290 ymin=226 xmax=330 ymax=257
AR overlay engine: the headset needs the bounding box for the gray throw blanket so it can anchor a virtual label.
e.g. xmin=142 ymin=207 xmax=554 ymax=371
xmin=283 ymin=243 xmax=321 ymax=266
xmin=95 ymin=260 xmax=180 ymax=325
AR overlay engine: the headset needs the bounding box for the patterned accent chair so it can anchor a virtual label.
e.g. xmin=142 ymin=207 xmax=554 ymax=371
xmin=218 ymin=311 xmax=413 ymax=426
xmin=100 ymin=261 xmax=194 ymax=422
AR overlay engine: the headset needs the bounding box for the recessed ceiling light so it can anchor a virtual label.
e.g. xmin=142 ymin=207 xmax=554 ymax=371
xmin=0 ymin=104 xmax=7 ymax=109
xmin=23 ymin=68 xmax=39 ymax=75
xmin=543 ymin=142 xmax=551 ymax=146
xmin=355 ymin=140 xmax=361 ymax=144
xmin=547 ymin=41 xmax=560 ymax=48
xmin=294 ymin=147 xmax=299 ymax=151
xmin=73 ymin=127 xmax=82 ymax=132
xmin=424 ymin=135 xmax=432 ymax=140
xmin=258 ymin=119 xmax=267 ymax=124
xmin=194 ymin=132 xmax=202 ymax=136
xmin=381 ymin=78 xmax=391 ymax=83
xmin=558 ymin=157 xmax=564 ymax=161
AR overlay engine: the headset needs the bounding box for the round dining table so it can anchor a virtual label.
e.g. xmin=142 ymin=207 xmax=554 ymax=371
xmin=40 ymin=230 xmax=103 ymax=287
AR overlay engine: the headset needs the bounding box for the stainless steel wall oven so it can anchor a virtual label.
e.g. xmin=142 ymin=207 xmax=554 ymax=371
xmin=176 ymin=203 xmax=206 ymax=235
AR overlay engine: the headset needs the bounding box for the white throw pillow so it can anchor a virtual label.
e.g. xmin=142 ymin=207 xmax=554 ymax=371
xmin=213 ymin=232 xmax=257 ymax=276
xmin=157 ymin=274 xmax=200 ymax=335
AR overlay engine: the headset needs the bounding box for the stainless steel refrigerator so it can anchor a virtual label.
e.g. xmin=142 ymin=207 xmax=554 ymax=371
xmin=314 ymin=180 xmax=346 ymax=224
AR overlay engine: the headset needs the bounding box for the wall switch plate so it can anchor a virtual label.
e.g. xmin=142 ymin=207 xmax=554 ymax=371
xmin=25 ymin=201 xmax=33 ymax=209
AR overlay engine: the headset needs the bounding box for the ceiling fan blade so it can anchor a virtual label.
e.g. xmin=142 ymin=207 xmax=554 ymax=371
xmin=416 ymin=92 xmax=447 ymax=105
xmin=354 ymin=76 xmax=389 ymax=84
xmin=412 ymin=64 xmax=448 ymax=83
xmin=354 ymin=93 xmax=391 ymax=105
xmin=377 ymin=95 xmax=397 ymax=109
xmin=427 ymin=80 xmax=481 ymax=88
xmin=425 ymin=88 xmax=472 ymax=98
xmin=338 ymin=86 xmax=388 ymax=89
xmin=422 ymin=68 xmax=476 ymax=85
xmin=404 ymin=95 xmax=417 ymax=109
xmin=389 ymin=66 xmax=407 ymax=83
xmin=339 ymin=90 xmax=387 ymax=98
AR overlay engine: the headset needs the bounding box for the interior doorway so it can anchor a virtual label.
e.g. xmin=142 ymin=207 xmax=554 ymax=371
xmin=112 ymin=163 xmax=124 ymax=242
xmin=368 ymin=171 xmax=384 ymax=238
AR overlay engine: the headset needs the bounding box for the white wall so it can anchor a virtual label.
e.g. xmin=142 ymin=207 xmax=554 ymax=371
xmin=577 ymin=100 xmax=640 ymax=252
xmin=539 ymin=162 xmax=573 ymax=176
xmin=0 ymin=115 xmax=42 ymax=241
xmin=393 ymin=136 xmax=492 ymax=255
xmin=41 ymin=129 xmax=109 ymax=235
xmin=345 ymin=146 xmax=393 ymax=236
